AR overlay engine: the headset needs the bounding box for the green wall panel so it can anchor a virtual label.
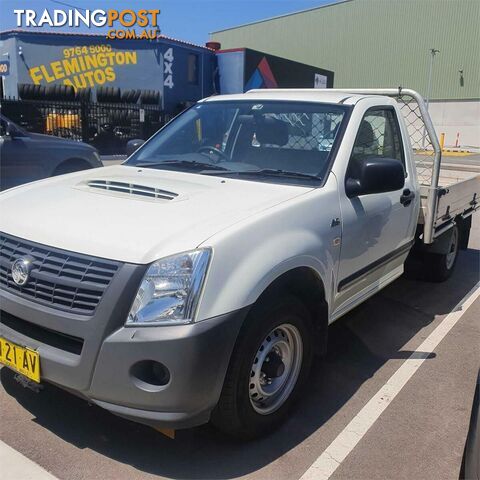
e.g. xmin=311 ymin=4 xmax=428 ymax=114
xmin=212 ymin=0 xmax=480 ymax=100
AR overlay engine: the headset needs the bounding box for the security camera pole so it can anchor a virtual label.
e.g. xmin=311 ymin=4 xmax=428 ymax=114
xmin=425 ymin=48 xmax=440 ymax=110
xmin=423 ymin=48 xmax=440 ymax=147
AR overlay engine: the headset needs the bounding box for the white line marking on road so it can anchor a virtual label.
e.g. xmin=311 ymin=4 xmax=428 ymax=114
xmin=0 ymin=439 xmax=58 ymax=480
xmin=300 ymin=282 xmax=480 ymax=480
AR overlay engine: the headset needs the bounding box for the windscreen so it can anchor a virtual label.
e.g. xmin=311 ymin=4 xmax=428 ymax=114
xmin=127 ymin=100 xmax=348 ymax=184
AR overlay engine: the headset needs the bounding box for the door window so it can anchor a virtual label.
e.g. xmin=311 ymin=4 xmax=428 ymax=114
xmin=351 ymin=108 xmax=405 ymax=167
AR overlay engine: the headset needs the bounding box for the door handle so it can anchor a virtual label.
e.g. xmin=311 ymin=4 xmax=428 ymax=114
xmin=400 ymin=188 xmax=415 ymax=206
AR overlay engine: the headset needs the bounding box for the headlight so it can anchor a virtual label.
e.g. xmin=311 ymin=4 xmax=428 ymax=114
xmin=126 ymin=249 xmax=211 ymax=326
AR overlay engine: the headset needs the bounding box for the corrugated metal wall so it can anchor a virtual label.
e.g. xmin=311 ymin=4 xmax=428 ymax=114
xmin=211 ymin=0 xmax=480 ymax=100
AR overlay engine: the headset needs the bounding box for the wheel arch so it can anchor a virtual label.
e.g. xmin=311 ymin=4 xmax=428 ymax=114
xmin=250 ymin=266 xmax=329 ymax=356
xmin=52 ymin=157 xmax=94 ymax=176
xmin=415 ymin=215 xmax=467 ymax=255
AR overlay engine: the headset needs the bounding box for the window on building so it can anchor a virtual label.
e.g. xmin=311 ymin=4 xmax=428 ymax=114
xmin=187 ymin=54 xmax=199 ymax=85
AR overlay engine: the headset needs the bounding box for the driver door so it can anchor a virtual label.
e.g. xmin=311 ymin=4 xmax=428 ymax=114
xmin=332 ymin=106 xmax=417 ymax=317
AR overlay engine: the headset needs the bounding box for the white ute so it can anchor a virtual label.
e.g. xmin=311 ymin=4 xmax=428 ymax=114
xmin=0 ymin=88 xmax=479 ymax=439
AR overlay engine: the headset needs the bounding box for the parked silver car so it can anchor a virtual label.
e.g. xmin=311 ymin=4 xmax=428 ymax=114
xmin=0 ymin=114 xmax=102 ymax=190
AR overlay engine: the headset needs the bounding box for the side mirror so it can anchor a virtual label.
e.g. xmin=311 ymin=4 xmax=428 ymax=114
xmin=126 ymin=138 xmax=145 ymax=156
xmin=345 ymin=156 xmax=405 ymax=198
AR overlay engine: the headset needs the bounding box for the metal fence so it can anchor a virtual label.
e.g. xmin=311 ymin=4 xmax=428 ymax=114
xmin=1 ymin=98 xmax=170 ymax=154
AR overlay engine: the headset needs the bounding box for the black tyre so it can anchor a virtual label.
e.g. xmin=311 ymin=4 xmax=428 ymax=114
xmin=22 ymin=83 xmax=30 ymax=99
xmin=64 ymin=85 xmax=75 ymax=100
xmin=26 ymin=84 xmax=34 ymax=99
xmin=46 ymin=85 xmax=59 ymax=100
xmin=111 ymin=87 xmax=121 ymax=103
xmin=31 ymin=84 xmax=40 ymax=99
xmin=45 ymin=85 xmax=54 ymax=99
xmin=96 ymin=87 xmax=104 ymax=102
xmin=212 ymin=295 xmax=314 ymax=439
xmin=20 ymin=83 xmax=30 ymax=99
xmin=132 ymin=89 xmax=141 ymax=103
xmin=76 ymin=88 xmax=92 ymax=102
xmin=97 ymin=86 xmax=109 ymax=102
xmin=18 ymin=83 xmax=27 ymax=99
xmin=424 ymin=224 xmax=460 ymax=282
xmin=29 ymin=84 xmax=46 ymax=98
xmin=121 ymin=89 xmax=131 ymax=103
xmin=140 ymin=89 xmax=153 ymax=104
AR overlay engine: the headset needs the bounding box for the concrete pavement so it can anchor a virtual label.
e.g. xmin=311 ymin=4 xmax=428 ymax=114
xmin=0 ymin=440 xmax=57 ymax=480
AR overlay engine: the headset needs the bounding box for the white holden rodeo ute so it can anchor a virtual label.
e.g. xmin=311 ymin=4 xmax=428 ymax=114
xmin=0 ymin=88 xmax=478 ymax=439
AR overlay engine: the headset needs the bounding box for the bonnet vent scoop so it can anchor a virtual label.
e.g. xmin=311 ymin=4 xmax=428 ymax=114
xmin=87 ymin=180 xmax=178 ymax=200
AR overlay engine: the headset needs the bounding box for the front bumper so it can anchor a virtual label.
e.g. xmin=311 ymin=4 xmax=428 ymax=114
xmin=88 ymin=310 xmax=246 ymax=428
xmin=0 ymin=276 xmax=247 ymax=429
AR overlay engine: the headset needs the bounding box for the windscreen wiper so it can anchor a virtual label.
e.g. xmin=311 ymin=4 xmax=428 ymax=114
xmin=203 ymin=168 xmax=321 ymax=181
xmin=253 ymin=169 xmax=321 ymax=181
xmin=133 ymin=160 xmax=229 ymax=171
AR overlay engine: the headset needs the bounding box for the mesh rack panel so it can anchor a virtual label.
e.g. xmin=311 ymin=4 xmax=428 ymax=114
xmin=395 ymin=92 xmax=436 ymax=186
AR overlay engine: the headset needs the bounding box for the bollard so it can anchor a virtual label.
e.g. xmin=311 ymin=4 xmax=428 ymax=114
xmin=439 ymin=133 xmax=445 ymax=151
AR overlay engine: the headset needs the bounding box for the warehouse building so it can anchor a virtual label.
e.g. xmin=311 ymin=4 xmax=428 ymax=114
xmin=211 ymin=0 xmax=479 ymax=148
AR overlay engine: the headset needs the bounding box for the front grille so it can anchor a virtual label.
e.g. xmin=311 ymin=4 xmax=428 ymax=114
xmin=0 ymin=233 xmax=120 ymax=315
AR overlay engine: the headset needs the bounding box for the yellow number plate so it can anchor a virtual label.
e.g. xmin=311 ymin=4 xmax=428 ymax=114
xmin=0 ymin=337 xmax=40 ymax=383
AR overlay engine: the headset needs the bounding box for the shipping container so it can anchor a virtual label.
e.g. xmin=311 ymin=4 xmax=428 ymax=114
xmin=216 ymin=47 xmax=334 ymax=94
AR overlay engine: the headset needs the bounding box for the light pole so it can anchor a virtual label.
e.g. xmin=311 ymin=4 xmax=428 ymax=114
xmin=423 ymin=48 xmax=439 ymax=148
xmin=425 ymin=48 xmax=440 ymax=111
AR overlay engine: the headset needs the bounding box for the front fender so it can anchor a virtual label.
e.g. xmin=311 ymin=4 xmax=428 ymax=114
xmin=196 ymin=180 xmax=341 ymax=321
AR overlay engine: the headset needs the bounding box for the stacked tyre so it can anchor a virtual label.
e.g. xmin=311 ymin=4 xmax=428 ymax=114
xmin=107 ymin=110 xmax=132 ymax=126
xmin=45 ymin=85 xmax=76 ymax=101
xmin=18 ymin=83 xmax=46 ymax=100
xmin=96 ymin=86 xmax=121 ymax=103
xmin=75 ymin=88 xmax=92 ymax=102
xmin=140 ymin=90 xmax=161 ymax=105
xmin=121 ymin=89 xmax=141 ymax=104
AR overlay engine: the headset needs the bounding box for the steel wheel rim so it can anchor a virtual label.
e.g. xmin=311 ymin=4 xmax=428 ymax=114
xmin=249 ymin=323 xmax=303 ymax=415
xmin=446 ymin=227 xmax=459 ymax=270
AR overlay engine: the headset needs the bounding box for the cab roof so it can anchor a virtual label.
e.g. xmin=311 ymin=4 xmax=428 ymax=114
xmin=201 ymin=89 xmax=379 ymax=106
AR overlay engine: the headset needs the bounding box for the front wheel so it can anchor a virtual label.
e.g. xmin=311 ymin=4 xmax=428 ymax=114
xmin=212 ymin=295 xmax=313 ymax=439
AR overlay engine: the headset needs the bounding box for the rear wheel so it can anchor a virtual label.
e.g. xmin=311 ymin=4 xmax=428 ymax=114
xmin=425 ymin=224 xmax=460 ymax=282
xmin=212 ymin=295 xmax=313 ymax=439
